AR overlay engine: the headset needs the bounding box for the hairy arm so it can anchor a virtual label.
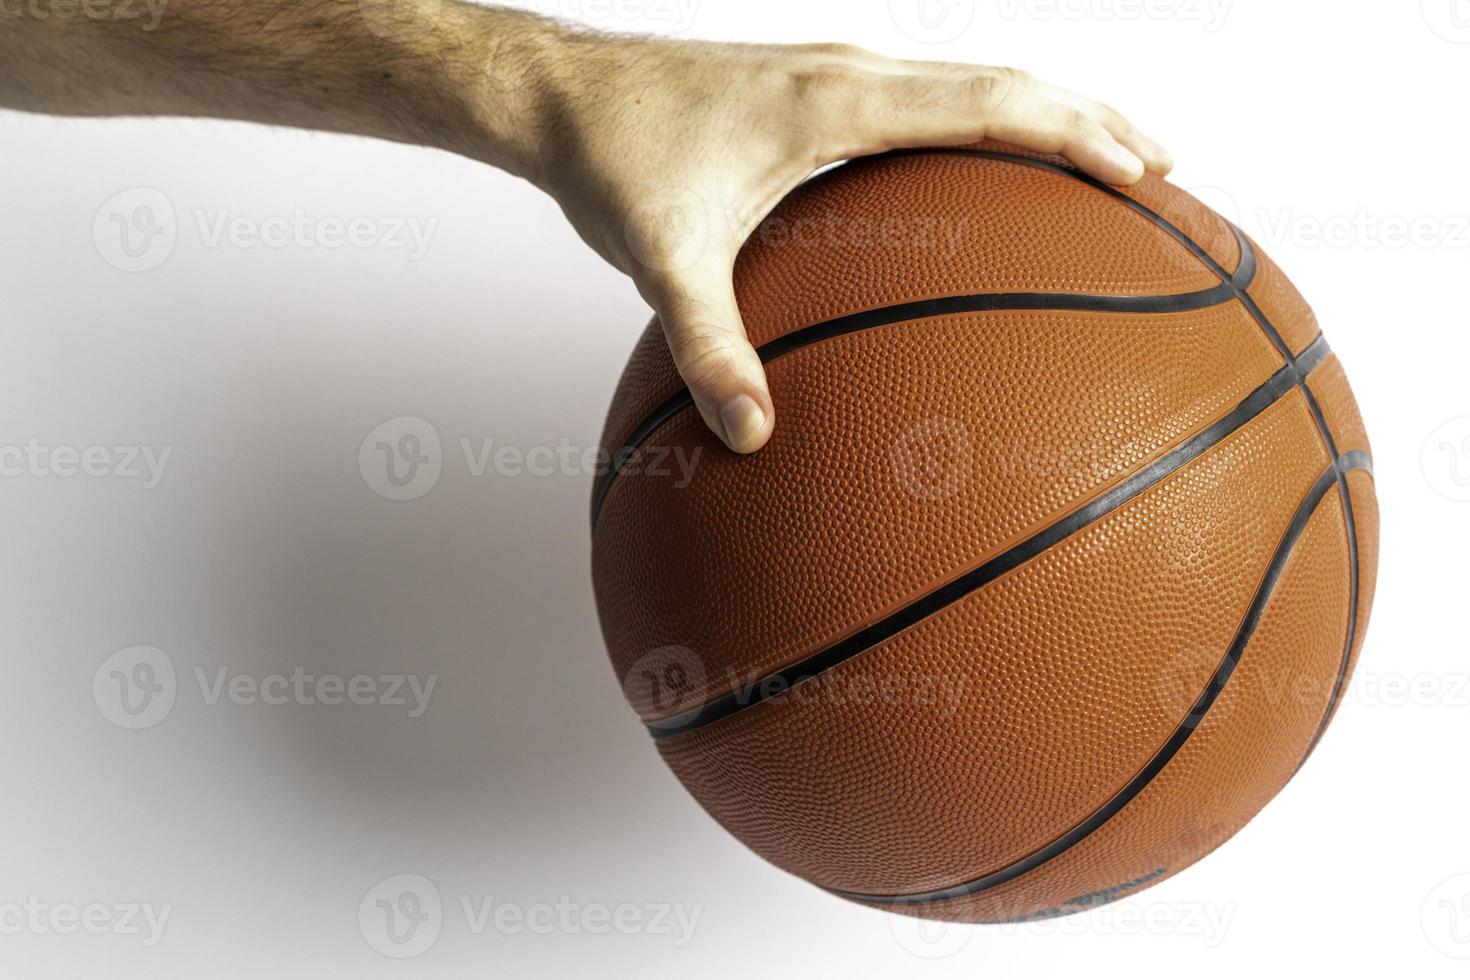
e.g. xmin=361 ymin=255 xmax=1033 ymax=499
xmin=0 ymin=1 xmax=551 ymax=175
xmin=0 ymin=1 xmax=1171 ymax=451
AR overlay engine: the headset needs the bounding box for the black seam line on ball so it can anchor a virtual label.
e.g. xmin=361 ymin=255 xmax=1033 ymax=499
xmin=1206 ymin=225 xmax=1360 ymax=767
xmin=587 ymin=282 xmax=1246 ymax=530
xmin=929 ymin=151 xmax=1269 ymax=324
xmin=1286 ymin=386 xmax=1362 ymax=770
xmin=830 ymin=450 xmax=1373 ymax=909
xmin=639 ymin=153 xmax=1326 ymax=738
xmin=589 ymin=150 xmax=1264 ymax=533
xmin=949 ymin=149 xmax=1366 ymax=772
xmin=644 ymin=335 xmax=1330 ymax=741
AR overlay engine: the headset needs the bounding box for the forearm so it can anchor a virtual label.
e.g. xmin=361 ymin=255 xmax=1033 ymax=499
xmin=0 ymin=0 xmax=556 ymax=178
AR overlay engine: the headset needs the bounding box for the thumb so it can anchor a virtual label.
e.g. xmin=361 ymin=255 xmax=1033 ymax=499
xmin=645 ymin=263 xmax=775 ymax=454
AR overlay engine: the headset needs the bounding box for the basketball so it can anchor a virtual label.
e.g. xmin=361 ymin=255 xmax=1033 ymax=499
xmin=589 ymin=142 xmax=1378 ymax=922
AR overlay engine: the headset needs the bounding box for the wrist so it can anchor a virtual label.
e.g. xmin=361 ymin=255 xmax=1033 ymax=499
xmin=412 ymin=4 xmax=572 ymax=183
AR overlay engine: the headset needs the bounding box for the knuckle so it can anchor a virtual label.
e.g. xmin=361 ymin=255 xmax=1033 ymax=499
xmin=968 ymin=70 xmax=1023 ymax=114
xmin=784 ymin=61 xmax=870 ymax=113
xmin=1063 ymin=107 xmax=1095 ymax=134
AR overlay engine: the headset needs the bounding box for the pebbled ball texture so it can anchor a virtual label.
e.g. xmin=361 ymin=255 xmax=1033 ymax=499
xmin=590 ymin=142 xmax=1377 ymax=922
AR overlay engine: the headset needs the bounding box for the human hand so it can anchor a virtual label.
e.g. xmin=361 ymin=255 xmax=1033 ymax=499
xmin=519 ymin=32 xmax=1173 ymax=453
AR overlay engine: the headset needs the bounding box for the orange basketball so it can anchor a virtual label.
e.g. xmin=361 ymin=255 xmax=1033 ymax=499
xmin=589 ymin=143 xmax=1378 ymax=922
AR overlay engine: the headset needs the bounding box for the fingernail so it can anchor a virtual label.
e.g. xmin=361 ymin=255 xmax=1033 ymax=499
xmin=719 ymin=394 xmax=767 ymax=452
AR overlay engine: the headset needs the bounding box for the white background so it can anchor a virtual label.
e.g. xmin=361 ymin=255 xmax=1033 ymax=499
xmin=1 ymin=0 xmax=1467 ymax=976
